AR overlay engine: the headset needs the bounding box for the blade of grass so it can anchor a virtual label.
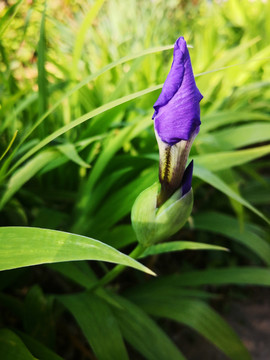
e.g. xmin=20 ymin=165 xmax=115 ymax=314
xmin=0 ymin=130 xmax=18 ymax=162
xmin=37 ymin=4 xmax=47 ymax=121
xmin=72 ymin=0 xmax=106 ymax=79
xmin=0 ymin=150 xmax=60 ymax=209
xmin=0 ymin=0 xmax=24 ymax=38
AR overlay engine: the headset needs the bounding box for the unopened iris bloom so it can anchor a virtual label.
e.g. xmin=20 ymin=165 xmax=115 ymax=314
xmin=153 ymin=37 xmax=203 ymax=205
xmin=132 ymin=37 xmax=203 ymax=247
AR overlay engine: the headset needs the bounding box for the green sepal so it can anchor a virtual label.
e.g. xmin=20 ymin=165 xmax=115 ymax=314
xmin=131 ymin=183 xmax=159 ymax=247
xmin=131 ymin=182 xmax=193 ymax=247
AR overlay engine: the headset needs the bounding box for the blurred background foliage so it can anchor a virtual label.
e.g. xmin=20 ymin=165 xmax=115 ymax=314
xmin=0 ymin=0 xmax=270 ymax=359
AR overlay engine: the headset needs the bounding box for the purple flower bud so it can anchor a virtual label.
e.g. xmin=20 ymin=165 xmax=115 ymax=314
xmin=153 ymin=37 xmax=203 ymax=206
xmin=153 ymin=37 xmax=203 ymax=145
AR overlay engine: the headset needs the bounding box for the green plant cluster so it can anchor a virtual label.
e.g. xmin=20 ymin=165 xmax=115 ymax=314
xmin=0 ymin=0 xmax=270 ymax=359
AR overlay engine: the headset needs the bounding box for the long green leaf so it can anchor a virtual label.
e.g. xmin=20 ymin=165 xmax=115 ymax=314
xmin=74 ymin=116 xmax=153 ymax=223
xmin=84 ymin=125 xmax=137 ymax=194
xmin=132 ymin=296 xmax=251 ymax=360
xmin=158 ymin=267 xmax=270 ymax=287
xmin=10 ymin=84 xmax=162 ymax=174
xmin=193 ymin=211 xmax=270 ymax=265
xmin=193 ymin=165 xmax=269 ymax=224
xmin=11 ymin=45 xmax=174 ymax=164
xmin=0 ymin=227 xmax=155 ymax=275
xmin=195 ymin=145 xmax=270 ymax=171
xmin=37 ymin=4 xmax=47 ymax=119
xmin=211 ymin=123 xmax=270 ymax=150
xmin=73 ymin=168 xmax=157 ymax=235
xmin=200 ymin=111 xmax=270 ymax=133
xmin=0 ymin=150 xmax=60 ymax=209
xmin=125 ymin=281 xmax=214 ymax=302
xmin=15 ymin=331 xmax=64 ymax=360
xmin=0 ymin=329 xmax=35 ymax=360
xmin=139 ymin=241 xmax=228 ymax=258
xmin=0 ymin=0 xmax=23 ymax=38
xmin=72 ymin=0 xmax=106 ymax=78
xmin=110 ymin=293 xmax=186 ymax=360
xmin=23 ymin=285 xmax=54 ymax=346
xmin=59 ymin=292 xmax=129 ymax=360
xmin=57 ymin=143 xmax=90 ymax=168
xmin=49 ymin=261 xmax=97 ymax=289
xmin=0 ymin=130 xmax=18 ymax=162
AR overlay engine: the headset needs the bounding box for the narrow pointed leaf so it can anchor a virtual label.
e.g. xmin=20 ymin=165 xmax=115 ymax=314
xmin=110 ymin=293 xmax=186 ymax=360
xmin=0 ymin=150 xmax=59 ymax=209
xmin=194 ymin=211 xmax=270 ymax=265
xmin=168 ymin=267 xmax=270 ymax=287
xmin=139 ymin=241 xmax=228 ymax=258
xmin=57 ymin=143 xmax=90 ymax=168
xmin=193 ymin=165 xmax=269 ymax=224
xmin=132 ymin=296 xmax=251 ymax=360
xmin=59 ymin=292 xmax=129 ymax=360
xmin=0 ymin=227 xmax=155 ymax=275
xmin=15 ymin=331 xmax=64 ymax=360
xmin=0 ymin=329 xmax=35 ymax=360
xmin=195 ymin=145 xmax=270 ymax=171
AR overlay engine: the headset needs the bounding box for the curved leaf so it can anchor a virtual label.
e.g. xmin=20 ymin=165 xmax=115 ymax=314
xmin=59 ymin=292 xmax=129 ymax=360
xmin=149 ymin=267 xmax=270 ymax=288
xmin=0 ymin=329 xmax=35 ymax=360
xmin=195 ymin=145 xmax=270 ymax=171
xmin=139 ymin=241 xmax=228 ymax=258
xmin=0 ymin=227 xmax=155 ymax=275
xmin=0 ymin=150 xmax=59 ymax=209
xmin=194 ymin=165 xmax=269 ymax=224
xmin=10 ymin=84 xmax=163 ymax=174
xmin=110 ymin=293 xmax=186 ymax=360
xmin=132 ymin=296 xmax=251 ymax=360
xmin=194 ymin=211 xmax=270 ymax=265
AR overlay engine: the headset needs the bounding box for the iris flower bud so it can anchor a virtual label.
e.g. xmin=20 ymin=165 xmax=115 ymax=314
xmin=153 ymin=36 xmax=203 ymax=205
xmin=132 ymin=37 xmax=203 ymax=247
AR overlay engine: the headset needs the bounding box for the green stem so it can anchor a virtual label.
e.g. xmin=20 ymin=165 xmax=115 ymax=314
xmin=91 ymin=244 xmax=145 ymax=290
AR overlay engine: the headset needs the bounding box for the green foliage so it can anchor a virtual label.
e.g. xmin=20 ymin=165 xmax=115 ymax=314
xmin=0 ymin=329 xmax=35 ymax=360
xmin=59 ymin=292 xmax=129 ymax=360
xmin=128 ymin=295 xmax=251 ymax=360
xmin=0 ymin=227 xmax=153 ymax=274
xmin=110 ymin=292 xmax=186 ymax=360
xmin=0 ymin=0 xmax=270 ymax=359
xmin=139 ymin=241 xmax=228 ymax=258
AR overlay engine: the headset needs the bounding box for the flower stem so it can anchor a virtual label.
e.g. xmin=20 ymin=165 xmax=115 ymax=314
xmin=91 ymin=244 xmax=145 ymax=290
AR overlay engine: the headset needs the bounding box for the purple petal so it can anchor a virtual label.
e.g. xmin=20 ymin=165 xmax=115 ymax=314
xmin=181 ymin=160 xmax=193 ymax=196
xmin=153 ymin=37 xmax=203 ymax=145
